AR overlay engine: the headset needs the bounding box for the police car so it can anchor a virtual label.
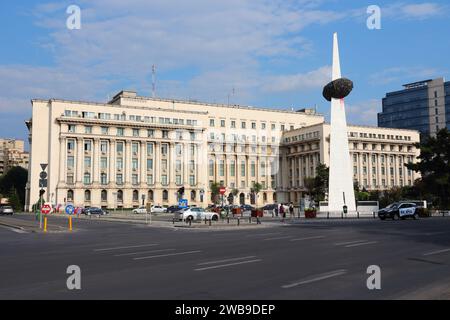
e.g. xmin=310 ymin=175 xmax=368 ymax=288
xmin=378 ymin=202 xmax=419 ymax=220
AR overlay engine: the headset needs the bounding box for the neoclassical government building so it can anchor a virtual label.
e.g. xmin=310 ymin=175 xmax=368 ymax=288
xmin=24 ymin=90 xmax=420 ymax=211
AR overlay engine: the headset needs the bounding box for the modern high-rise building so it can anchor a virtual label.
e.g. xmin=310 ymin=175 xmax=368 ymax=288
xmin=0 ymin=139 xmax=29 ymax=175
xmin=25 ymin=91 xmax=325 ymax=211
xmin=378 ymin=78 xmax=450 ymax=139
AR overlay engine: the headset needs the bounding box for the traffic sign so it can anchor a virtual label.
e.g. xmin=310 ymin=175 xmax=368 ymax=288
xmin=40 ymin=172 xmax=48 ymax=179
xmin=40 ymin=164 xmax=48 ymax=171
xmin=41 ymin=204 xmax=52 ymax=215
xmin=65 ymin=204 xmax=75 ymax=215
xmin=39 ymin=179 xmax=48 ymax=188
xmin=219 ymin=187 xmax=226 ymax=195
xmin=178 ymin=199 xmax=188 ymax=209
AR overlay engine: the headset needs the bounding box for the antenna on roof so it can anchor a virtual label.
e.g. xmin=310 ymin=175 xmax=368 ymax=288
xmin=152 ymin=65 xmax=156 ymax=98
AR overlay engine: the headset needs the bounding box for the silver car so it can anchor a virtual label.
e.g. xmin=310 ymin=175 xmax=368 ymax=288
xmin=0 ymin=206 xmax=14 ymax=215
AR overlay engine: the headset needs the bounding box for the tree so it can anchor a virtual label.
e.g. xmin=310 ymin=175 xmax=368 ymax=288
xmin=210 ymin=182 xmax=221 ymax=204
xmin=0 ymin=167 xmax=28 ymax=207
xmin=8 ymin=187 xmax=22 ymax=211
xmin=406 ymin=128 xmax=450 ymax=209
xmin=250 ymin=182 xmax=263 ymax=205
xmin=313 ymin=164 xmax=329 ymax=201
xmin=303 ymin=177 xmax=316 ymax=202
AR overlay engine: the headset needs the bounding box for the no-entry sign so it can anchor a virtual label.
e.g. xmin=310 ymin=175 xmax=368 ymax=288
xmin=219 ymin=187 xmax=226 ymax=195
xmin=41 ymin=204 xmax=52 ymax=215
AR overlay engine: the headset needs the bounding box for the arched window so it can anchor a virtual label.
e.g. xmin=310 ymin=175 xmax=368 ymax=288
xmin=148 ymin=190 xmax=154 ymax=201
xmin=263 ymin=192 xmax=267 ymax=201
xmin=239 ymin=193 xmax=245 ymax=205
xmin=133 ymin=190 xmax=139 ymax=201
xmin=117 ymin=190 xmax=123 ymax=202
xmin=162 ymin=190 xmax=168 ymax=201
xmin=67 ymin=190 xmax=74 ymax=202
xmin=84 ymin=190 xmax=91 ymax=201
xmin=190 ymin=190 xmax=196 ymax=201
xmin=101 ymin=190 xmax=107 ymax=202
xmin=273 ymin=193 xmax=277 ymax=202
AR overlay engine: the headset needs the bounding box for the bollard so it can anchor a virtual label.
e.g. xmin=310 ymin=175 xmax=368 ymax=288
xmin=249 ymin=217 xmax=251 ymax=224
xmin=327 ymin=212 xmax=329 ymax=219
xmin=44 ymin=217 xmax=48 ymax=233
xmin=209 ymin=219 xmax=212 ymax=226
xmin=189 ymin=219 xmax=192 ymax=227
xmin=69 ymin=216 xmax=73 ymax=232
xmin=257 ymin=217 xmax=261 ymax=225
xmin=373 ymin=211 xmax=376 ymax=219
xmin=204 ymin=217 xmax=207 ymax=225
xmin=357 ymin=211 xmax=359 ymax=219
xmin=227 ymin=217 xmax=230 ymax=224
xmin=341 ymin=212 xmax=344 ymax=219
xmin=237 ymin=218 xmax=240 ymax=226
xmin=172 ymin=218 xmax=175 ymax=225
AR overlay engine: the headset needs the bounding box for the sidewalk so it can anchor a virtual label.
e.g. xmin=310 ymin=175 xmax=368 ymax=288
xmin=0 ymin=215 xmax=68 ymax=233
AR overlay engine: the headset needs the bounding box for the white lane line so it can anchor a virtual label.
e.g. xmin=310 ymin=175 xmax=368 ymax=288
xmin=282 ymin=269 xmax=347 ymax=289
xmin=423 ymin=248 xmax=450 ymax=256
xmin=8 ymin=228 xmax=28 ymax=234
xmin=195 ymin=259 xmax=262 ymax=271
xmin=197 ymin=256 xmax=257 ymax=266
xmin=263 ymin=236 xmax=294 ymax=241
xmin=93 ymin=244 xmax=159 ymax=252
xmin=290 ymin=236 xmax=325 ymax=242
xmin=344 ymin=241 xmax=378 ymax=248
xmin=115 ymin=249 xmax=176 ymax=257
xmin=334 ymin=240 xmax=367 ymax=246
xmin=246 ymin=232 xmax=282 ymax=238
xmin=134 ymin=250 xmax=202 ymax=260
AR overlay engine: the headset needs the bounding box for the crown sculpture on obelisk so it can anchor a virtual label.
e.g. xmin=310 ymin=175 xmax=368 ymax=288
xmin=322 ymin=33 xmax=356 ymax=212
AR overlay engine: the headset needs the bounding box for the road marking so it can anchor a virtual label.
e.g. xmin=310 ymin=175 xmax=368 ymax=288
xmin=197 ymin=256 xmax=257 ymax=266
xmin=246 ymin=232 xmax=281 ymax=238
xmin=334 ymin=240 xmax=367 ymax=246
xmin=195 ymin=259 xmax=262 ymax=271
xmin=93 ymin=244 xmax=159 ymax=252
xmin=7 ymin=227 xmax=28 ymax=234
xmin=290 ymin=236 xmax=325 ymax=242
xmin=344 ymin=241 xmax=377 ymax=248
xmin=282 ymin=269 xmax=347 ymax=289
xmin=134 ymin=250 xmax=202 ymax=260
xmin=423 ymin=248 xmax=450 ymax=256
xmin=263 ymin=236 xmax=293 ymax=241
xmin=115 ymin=249 xmax=176 ymax=257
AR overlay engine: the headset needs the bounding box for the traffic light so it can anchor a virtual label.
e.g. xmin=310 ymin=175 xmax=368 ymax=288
xmin=39 ymin=189 xmax=46 ymax=197
xmin=178 ymin=187 xmax=185 ymax=196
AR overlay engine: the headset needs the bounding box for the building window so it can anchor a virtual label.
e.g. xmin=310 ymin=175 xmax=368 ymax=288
xmin=148 ymin=190 xmax=154 ymax=201
xmin=190 ymin=190 xmax=196 ymax=201
xmin=101 ymin=190 xmax=107 ymax=202
xmin=101 ymin=127 xmax=109 ymax=135
xmin=132 ymin=174 xmax=139 ymax=185
xmin=161 ymin=144 xmax=168 ymax=155
xmin=100 ymin=141 xmax=108 ymax=153
xmin=116 ymin=158 xmax=123 ymax=170
xmin=67 ymin=174 xmax=74 ymax=184
xmin=68 ymin=125 xmax=76 ymax=133
xmin=241 ymin=121 xmax=246 ymax=129
xmin=117 ymin=128 xmax=124 ymax=136
xmin=251 ymin=122 xmax=256 ymax=129
xmin=132 ymin=129 xmax=140 ymax=137
xmin=231 ymin=121 xmax=236 ymax=128
xmin=116 ymin=142 xmax=124 ymax=153
xmin=133 ymin=190 xmax=139 ymax=202
xmin=101 ymin=173 xmax=107 ymax=185
xmin=230 ymin=160 xmax=235 ymax=177
xmin=116 ymin=174 xmax=123 ymax=185
xmin=251 ymin=161 xmax=256 ymax=177
xmin=162 ymin=130 xmax=169 ymax=139
xmin=219 ymin=160 xmax=225 ymax=176
xmin=147 ymin=159 xmax=153 ymax=170
xmin=84 ymin=140 xmax=92 ymax=151
xmin=132 ymin=159 xmax=138 ymax=170
xmin=67 ymin=190 xmax=74 ymax=201
xmin=210 ymin=119 xmax=215 ymax=127
xmin=161 ymin=159 xmax=168 ymax=171
xmin=84 ymin=157 xmax=91 ymax=169
xmin=241 ymin=161 xmax=246 ymax=176
xmin=147 ymin=143 xmax=153 ymax=155
xmin=176 ymin=160 xmax=182 ymax=171
xmin=117 ymin=190 xmax=123 ymax=202
xmin=83 ymin=173 xmax=91 ymax=185
xmin=147 ymin=175 xmax=153 ymax=185
xmin=176 ymin=175 xmax=182 ymax=185
xmin=84 ymin=190 xmax=91 ymax=201
xmin=162 ymin=190 xmax=169 ymax=201
xmin=161 ymin=175 xmax=168 ymax=186
xmin=100 ymin=157 xmax=108 ymax=169
xmin=85 ymin=126 xmax=92 ymax=134
xmin=220 ymin=120 xmax=225 ymax=127
xmin=189 ymin=175 xmax=195 ymax=186
xmin=67 ymin=156 xmax=74 ymax=169
xmin=67 ymin=140 xmax=75 ymax=151
xmin=148 ymin=129 xmax=154 ymax=138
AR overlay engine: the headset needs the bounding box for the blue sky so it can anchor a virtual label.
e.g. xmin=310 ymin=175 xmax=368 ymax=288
xmin=1 ymin=0 xmax=449 ymax=150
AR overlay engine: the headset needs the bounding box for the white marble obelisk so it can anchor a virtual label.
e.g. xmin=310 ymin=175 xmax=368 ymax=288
xmin=327 ymin=33 xmax=356 ymax=212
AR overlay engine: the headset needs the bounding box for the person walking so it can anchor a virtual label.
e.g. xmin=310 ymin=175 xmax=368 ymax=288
xmin=280 ymin=204 xmax=285 ymax=222
xmin=289 ymin=202 xmax=294 ymax=219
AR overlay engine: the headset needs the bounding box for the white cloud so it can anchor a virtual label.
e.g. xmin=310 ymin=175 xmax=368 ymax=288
xmin=346 ymin=99 xmax=381 ymax=126
xmin=383 ymin=2 xmax=446 ymax=20
xmin=368 ymin=66 xmax=441 ymax=86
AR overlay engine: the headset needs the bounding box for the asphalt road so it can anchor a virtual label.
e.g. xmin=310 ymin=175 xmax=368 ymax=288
xmin=1 ymin=215 xmax=450 ymax=300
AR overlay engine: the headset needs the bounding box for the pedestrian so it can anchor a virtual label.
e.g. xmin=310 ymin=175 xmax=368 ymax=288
xmin=275 ymin=203 xmax=279 ymax=217
xmin=280 ymin=204 xmax=285 ymax=222
xmin=289 ymin=202 xmax=294 ymax=219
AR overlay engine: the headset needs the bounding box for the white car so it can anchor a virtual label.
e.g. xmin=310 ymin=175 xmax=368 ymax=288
xmin=178 ymin=207 xmax=219 ymax=222
xmin=132 ymin=207 xmax=147 ymax=214
xmin=151 ymin=205 xmax=167 ymax=214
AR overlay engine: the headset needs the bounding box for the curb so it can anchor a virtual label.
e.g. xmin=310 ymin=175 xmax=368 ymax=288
xmin=0 ymin=221 xmax=27 ymax=231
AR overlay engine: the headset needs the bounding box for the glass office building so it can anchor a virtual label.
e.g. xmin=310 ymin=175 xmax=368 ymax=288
xmin=378 ymin=78 xmax=450 ymax=140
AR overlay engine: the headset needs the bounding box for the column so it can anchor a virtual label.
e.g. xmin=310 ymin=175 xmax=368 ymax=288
xmin=169 ymin=143 xmax=175 ymax=185
xmin=125 ymin=140 xmax=132 ymax=186
xmin=93 ymin=138 xmax=100 ymax=184
xmin=109 ymin=140 xmax=116 ymax=185
xmin=155 ymin=142 xmax=161 ymax=185
xmin=184 ymin=143 xmax=189 ymax=187
xmin=76 ymin=137 xmax=83 ymax=184
xmin=59 ymin=137 xmax=66 ymax=184
xmin=140 ymin=141 xmax=146 ymax=187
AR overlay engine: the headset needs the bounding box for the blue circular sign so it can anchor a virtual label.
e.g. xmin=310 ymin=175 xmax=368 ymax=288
xmin=65 ymin=204 xmax=75 ymax=215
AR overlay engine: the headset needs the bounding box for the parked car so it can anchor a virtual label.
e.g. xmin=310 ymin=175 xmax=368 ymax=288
xmin=151 ymin=205 xmax=167 ymax=214
xmin=166 ymin=205 xmax=182 ymax=213
xmin=176 ymin=207 xmax=219 ymax=222
xmin=262 ymin=204 xmax=277 ymax=211
xmin=378 ymin=202 xmax=418 ymax=220
xmin=132 ymin=207 xmax=147 ymax=214
xmin=83 ymin=207 xmax=108 ymax=216
xmin=0 ymin=206 xmax=14 ymax=215
xmin=240 ymin=204 xmax=255 ymax=212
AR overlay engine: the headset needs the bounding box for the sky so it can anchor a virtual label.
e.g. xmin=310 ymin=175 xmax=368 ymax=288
xmin=1 ymin=0 xmax=449 ymax=150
